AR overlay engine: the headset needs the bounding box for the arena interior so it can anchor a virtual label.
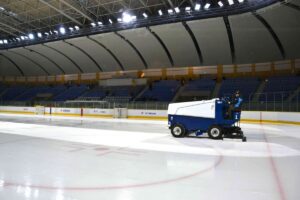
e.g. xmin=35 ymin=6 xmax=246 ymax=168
xmin=0 ymin=0 xmax=300 ymax=200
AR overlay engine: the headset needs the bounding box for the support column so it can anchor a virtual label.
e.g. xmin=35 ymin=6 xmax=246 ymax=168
xmin=217 ymin=65 xmax=223 ymax=82
xmin=291 ymin=59 xmax=296 ymax=74
xmin=162 ymin=68 xmax=167 ymax=79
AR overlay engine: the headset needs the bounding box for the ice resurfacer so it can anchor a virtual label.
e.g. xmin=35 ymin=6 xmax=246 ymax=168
xmin=168 ymin=98 xmax=246 ymax=142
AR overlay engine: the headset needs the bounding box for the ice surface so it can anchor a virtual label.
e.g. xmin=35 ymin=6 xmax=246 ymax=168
xmin=0 ymin=114 xmax=299 ymax=200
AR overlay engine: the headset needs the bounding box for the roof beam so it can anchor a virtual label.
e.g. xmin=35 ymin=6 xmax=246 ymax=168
xmin=39 ymin=0 xmax=83 ymax=26
xmin=0 ymin=21 xmax=25 ymax=34
xmin=137 ymin=0 xmax=153 ymax=13
xmin=0 ymin=27 xmax=19 ymax=37
xmin=59 ymin=0 xmax=94 ymax=22
xmin=189 ymin=0 xmax=195 ymax=7
xmin=166 ymin=0 xmax=175 ymax=9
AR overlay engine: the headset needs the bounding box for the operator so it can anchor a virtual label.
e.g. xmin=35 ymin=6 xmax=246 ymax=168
xmin=228 ymin=90 xmax=243 ymax=119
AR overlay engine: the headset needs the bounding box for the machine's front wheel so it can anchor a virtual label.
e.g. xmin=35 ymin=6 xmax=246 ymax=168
xmin=171 ymin=124 xmax=185 ymax=138
xmin=208 ymin=125 xmax=223 ymax=139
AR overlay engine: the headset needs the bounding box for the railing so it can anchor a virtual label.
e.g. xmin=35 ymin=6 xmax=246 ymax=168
xmin=243 ymin=91 xmax=300 ymax=112
xmin=0 ymin=100 xmax=170 ymax=110
xmin=0 ymin=91 xmax=299 ymax=112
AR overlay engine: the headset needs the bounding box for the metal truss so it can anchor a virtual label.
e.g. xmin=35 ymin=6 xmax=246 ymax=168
xmin=0 ymin=0 xmax=282 ymax=41
xmin=0 ymin=0 xmax=168 ymax=38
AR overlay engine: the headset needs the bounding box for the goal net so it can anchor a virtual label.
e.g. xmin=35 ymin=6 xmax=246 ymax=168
xmin=35 ymin=106 xmax=45 ymax=115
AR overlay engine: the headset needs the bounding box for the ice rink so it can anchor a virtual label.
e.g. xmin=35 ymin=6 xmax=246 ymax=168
xmin=0 ymin=114 xmax=299 ymax=200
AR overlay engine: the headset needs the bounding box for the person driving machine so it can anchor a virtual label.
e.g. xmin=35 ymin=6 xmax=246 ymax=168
xmin=227 ymin=90 xmax=243 ymax=119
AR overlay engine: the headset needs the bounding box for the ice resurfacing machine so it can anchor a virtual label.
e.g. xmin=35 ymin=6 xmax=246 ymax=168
xmin=168 ymin=98 xmax=246 ymax=142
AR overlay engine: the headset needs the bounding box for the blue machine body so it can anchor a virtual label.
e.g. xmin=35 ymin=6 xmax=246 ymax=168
xmin=168 ymin=99 xmax=240 ymax=135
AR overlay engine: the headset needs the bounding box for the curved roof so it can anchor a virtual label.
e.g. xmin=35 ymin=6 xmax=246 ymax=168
xmin=0 ymin=0 xmax=299 ymax=76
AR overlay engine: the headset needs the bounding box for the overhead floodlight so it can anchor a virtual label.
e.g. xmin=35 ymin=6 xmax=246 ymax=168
xmin=3 ymin=39 xmax=8 ymax=44
xmin=44 ymin=32 xmax=49 ymax=36
xmin=122 ymin=13 xmax=131 ymax=22
xmin=131 ymin=15 xmax=136 ymax=21
xmin=0 ymin=7 xmax=4 ymax=11
xmin=59 ymin=27 xmax=66 ymax=34
xmin=158 ymin=10 xmax=163 ymax=16
xmin=91 ymin=22 xmax=96 ymax=27
xmin=68 ymin=27 xmax=74 ymax=32
xmin=195 ymin=4 xmax=201 ymax=11
xmin=74 ymin=26 xmax=80 ymax=30
xmin=168 ymin=9 xmax=173 ymax=14
xmin=24 ymin=36 xmax=29 ymax=40
xmin=53 ymin=30 xmax=58 ymax=34
xmin=204 ymin=3 xmax=211 ymax=9
xmin=175 ymin=7 xmax=180 ymax=13
xmin=117 ymin=18 xmax=122 ymax=22
xmin=185 ymin=7 xmax=191 ymax=12
xmin=238 ymin=0 xmax=244 ymax=2
xmin=21 ymin=36 xmax=25 ymax=40
xmin=109 ymin=19 xmax=113 ymax=24
xmin=143 ymin=13 xmax=148 ymax=18
xmin=0 ymin=40 xmax=3 ymax=44
xmin=37 ymin=32 xmax=42 ymax=38
xmin=97 ymin=21 xmax=103 ymax=26
xmin=218 ymin=1 xmax=224 ymax=7
xmin=28 ymin=33 xmax=34 ymax=40
xmin=16 ymin=37 xmax=20 ymax=41
xmin=228 ymin=0 xmax=234 ymax=5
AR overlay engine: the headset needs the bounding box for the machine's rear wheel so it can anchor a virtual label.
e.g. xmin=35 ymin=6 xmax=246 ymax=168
xmin=171 ymin=124 xmax=185 ymax=138
xmin=242 ymin=137 xmax=247 ymax=142
xmin=208 ymin=125 xmax=223 ymax=139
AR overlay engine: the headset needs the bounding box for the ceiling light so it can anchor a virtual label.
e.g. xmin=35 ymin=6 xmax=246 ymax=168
xmin=158 ymin=10 xmax=163 ymax=16
xmin=74 ymin=26 xmax=80 ymax=30
xmin=3 ymin=39 xmax=8 ymax=44
xmin=238 ymin=0 xmax=244 ymax=2
xmin=117 ymin=18 xmax=122 ymax=22
xmin=68 ymin=27 xmax=74 ymax=32
xmin=59 ymin=27 xmax=66 ymax=34
xmin=0 ymin=40 xmax=3 ymax=44
xmin=204 ymin=3 xmax=211 ymax=9
xmin=121 ymin=13 xmax=137 ymax=23
xmin=97 ymin=21 xmax=103 ymax=25
xmin=21 ymin=36 xmax=25 ymax=40
xmin=91 ymin=22 xmax=96 ymax=27
xmin=195 ymin=4 xmax=201 ymax=11
xmin=53 ymin=30 xmax=58 ymax=34
xmin=228 ymin=0 xmax=234 ymax=5
xmin=37 ymin=32 xmax=42 ymax=38
xmin=143 ymin=13 xmax=148 ymax=18
xmin=109 ymin=19 xmax=113 ymax=24
xmin=28 ymin=33 xmax=34 ymax=40
xmin=175 ymin=7 xmax=180 ymax=13
xmin=168 ymin=9 xmax=173 ymax=14
xmin=185 ymin=7 xmax=191 ymax=12
xmin=218 ymin=1 xmax=224 ymax=7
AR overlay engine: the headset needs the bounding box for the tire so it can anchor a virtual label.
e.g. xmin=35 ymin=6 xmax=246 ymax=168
xmin=171 ymin=124 xmax=185 ymax=138
xmin=208 ymin=125 xmax=223 ymax=139
xmin=242 ymin=137 xmax=247 ymax=142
